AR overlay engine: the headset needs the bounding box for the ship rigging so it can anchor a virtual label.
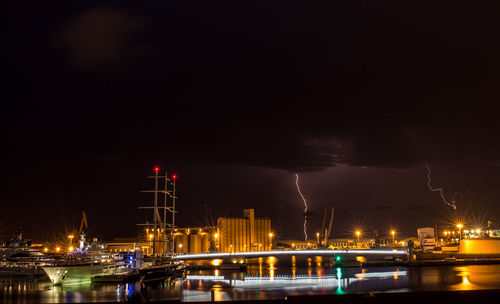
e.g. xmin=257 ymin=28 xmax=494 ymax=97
xmin=138 ymin=167 xmax=178 ymax=258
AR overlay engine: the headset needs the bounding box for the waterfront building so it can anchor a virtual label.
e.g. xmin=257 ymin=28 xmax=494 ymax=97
xmin=172 ymin=227 xmax=214 ymax=254
xmin=106 ymin=226 xmax=215 ymax=256
xmin=418 ymin=227 xmax=436 ymax=253
xmin=217 ymin=209 xmax=271 ymax=252
xmin=460 ymin=239 xmax=500 ymax=254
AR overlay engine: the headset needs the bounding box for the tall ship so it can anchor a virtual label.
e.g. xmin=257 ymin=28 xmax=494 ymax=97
xmin=42 ymin=213 xmax=129 ymax=285
xmin=137 ymin=167 xmax=186 ymax=284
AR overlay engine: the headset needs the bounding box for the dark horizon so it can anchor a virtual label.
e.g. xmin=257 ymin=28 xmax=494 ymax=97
xmin=3 ymin=1 xmax=500 ymax=242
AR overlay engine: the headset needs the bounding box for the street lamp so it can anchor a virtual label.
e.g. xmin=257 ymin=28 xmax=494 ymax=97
xmin=391 ymin=230 xmax=395 ymax=244
xmin=316 ymin=232 xmax=320 ymax=245
xmin=457 ymin=224 xmax=463 ymax=242
xmin=214 ymin=233 xmax=219 ymax=252
xmin=356 ymin=231 xmax=361 ymax=245
xmin=269 ymin=233 xmax=274 ymax=250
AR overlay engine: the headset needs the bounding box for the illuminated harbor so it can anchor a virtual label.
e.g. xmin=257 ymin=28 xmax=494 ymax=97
xmin=4 ymin=264 xmax=500 ymax=303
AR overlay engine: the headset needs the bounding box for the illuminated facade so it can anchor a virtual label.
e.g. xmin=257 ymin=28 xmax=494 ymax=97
xmin=106 ymin=227 xmax=215 ymax=256
xmin=460 ymin=239 xmax=500 ymax=254
xmin=217 ymin=209 xmax=271 ymax=252
xmin=172 ymin=228 xmax=213 ymax=254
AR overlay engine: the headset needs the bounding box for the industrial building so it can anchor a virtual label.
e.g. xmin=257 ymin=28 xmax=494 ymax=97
xmin=217 ymin=209 xmax=271 ymax=252
xmin=107 ymin=209 xmax=271 ymax=255
xmin=459 ymin=239 xmax=500 ymax=254
xmin=107 ymin=227 xmax=215 ymax=255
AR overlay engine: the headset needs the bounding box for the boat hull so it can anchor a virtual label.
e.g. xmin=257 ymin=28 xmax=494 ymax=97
xmin=42 ymin=264 xmax=110 ymax=285
xmin=139 ymin=264 xmax=185 ymax=284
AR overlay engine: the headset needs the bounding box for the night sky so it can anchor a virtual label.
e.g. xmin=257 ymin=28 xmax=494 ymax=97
xmin=3 ymin=1 xmax=500 ymax=242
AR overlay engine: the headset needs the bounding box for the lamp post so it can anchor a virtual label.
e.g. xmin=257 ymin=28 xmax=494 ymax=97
xmin=391 ymin=230 xmax=395 ymax=245
xmin=356 ymin=231 xmax=361 ymax=246
xmin=214 ymin=233 xmax=219 ymax=252
xmin=316 ymin=232 xmax=320 ymax=245
xmin=68 ymin=234 xmax=74 ymax=251
xmin=269 ymin=233 xmax=274 ymax=250
xmin=457 ymin=224 xmax=463 ymax=242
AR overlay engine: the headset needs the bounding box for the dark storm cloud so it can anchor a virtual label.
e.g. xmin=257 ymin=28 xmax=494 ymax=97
xmin=4 ymin=0 xmax=500 ymax=174
xmin=406 ymin=205 xmax=430 ymax=211
xmin=4 ymin=0 xmax=500 ymax=239
xmin=373 ymin=205 xmax=392 ymax=211
xmin=57 ymin=6 xmax=146 ymax=69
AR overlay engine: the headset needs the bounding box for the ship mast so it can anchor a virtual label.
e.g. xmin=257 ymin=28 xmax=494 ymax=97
xmin=171 ymin=174 xmax=177 ymax=253
xmin=138 ymin=167 xmax=178 ymax=258
xmin=163 ymin=171 xmax=168 ymax=255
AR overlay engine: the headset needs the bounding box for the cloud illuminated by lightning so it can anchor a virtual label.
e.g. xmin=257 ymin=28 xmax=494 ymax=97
xmin=295 ymin=173 xmax=308 ymax=240
xmin=426 ymin=164 xmax=457 ymax=209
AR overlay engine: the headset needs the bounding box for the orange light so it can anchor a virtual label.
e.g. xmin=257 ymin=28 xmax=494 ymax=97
xmin=212 ymin=259 xmax=223 ymax=266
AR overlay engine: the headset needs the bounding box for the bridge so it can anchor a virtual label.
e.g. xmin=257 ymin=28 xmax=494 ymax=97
xmin=174 ymin=249 xmax=407 ymax=262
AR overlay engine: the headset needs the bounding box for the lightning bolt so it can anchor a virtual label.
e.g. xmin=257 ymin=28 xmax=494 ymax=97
xmin=426 ymin=164 xmax=457 ymax=209
xmin=295 ymin=173 xmax=308 ymax=240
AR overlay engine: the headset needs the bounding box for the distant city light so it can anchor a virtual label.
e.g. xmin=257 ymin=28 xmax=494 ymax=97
xmin=211 ymin=259 xmax=222 ymax=266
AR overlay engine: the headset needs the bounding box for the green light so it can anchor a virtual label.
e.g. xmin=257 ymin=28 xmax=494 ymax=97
xmin=336 ymin=256 xmax=341 ymax=261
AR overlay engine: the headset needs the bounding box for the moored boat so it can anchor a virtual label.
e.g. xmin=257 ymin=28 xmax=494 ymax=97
xmin=139 ymin=261 xmax=185 ymax=285
xmin=1 ymin=227 xmax=53 ymax=276
xmin=42 ymin=255 xmax=129 ymax=285
xmin=91 ymin=270 xmax=140 ymax=283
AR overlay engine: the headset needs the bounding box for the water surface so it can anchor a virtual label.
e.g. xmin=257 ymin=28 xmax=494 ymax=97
xmin=2 ymin=264 xmax=500 ymax=302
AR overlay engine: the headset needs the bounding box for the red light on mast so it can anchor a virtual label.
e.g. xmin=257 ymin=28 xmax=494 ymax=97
xmin=172 ymin=174 xmax=177 ymax=180
xmin=154 ymin=166 xmax=160 ymax=173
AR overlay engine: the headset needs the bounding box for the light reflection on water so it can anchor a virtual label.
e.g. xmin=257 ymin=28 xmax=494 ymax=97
xmin=2 ymin=264 xmax=500 ymax=302
xmin=182 ymin=266 xmax=408 ymax=302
